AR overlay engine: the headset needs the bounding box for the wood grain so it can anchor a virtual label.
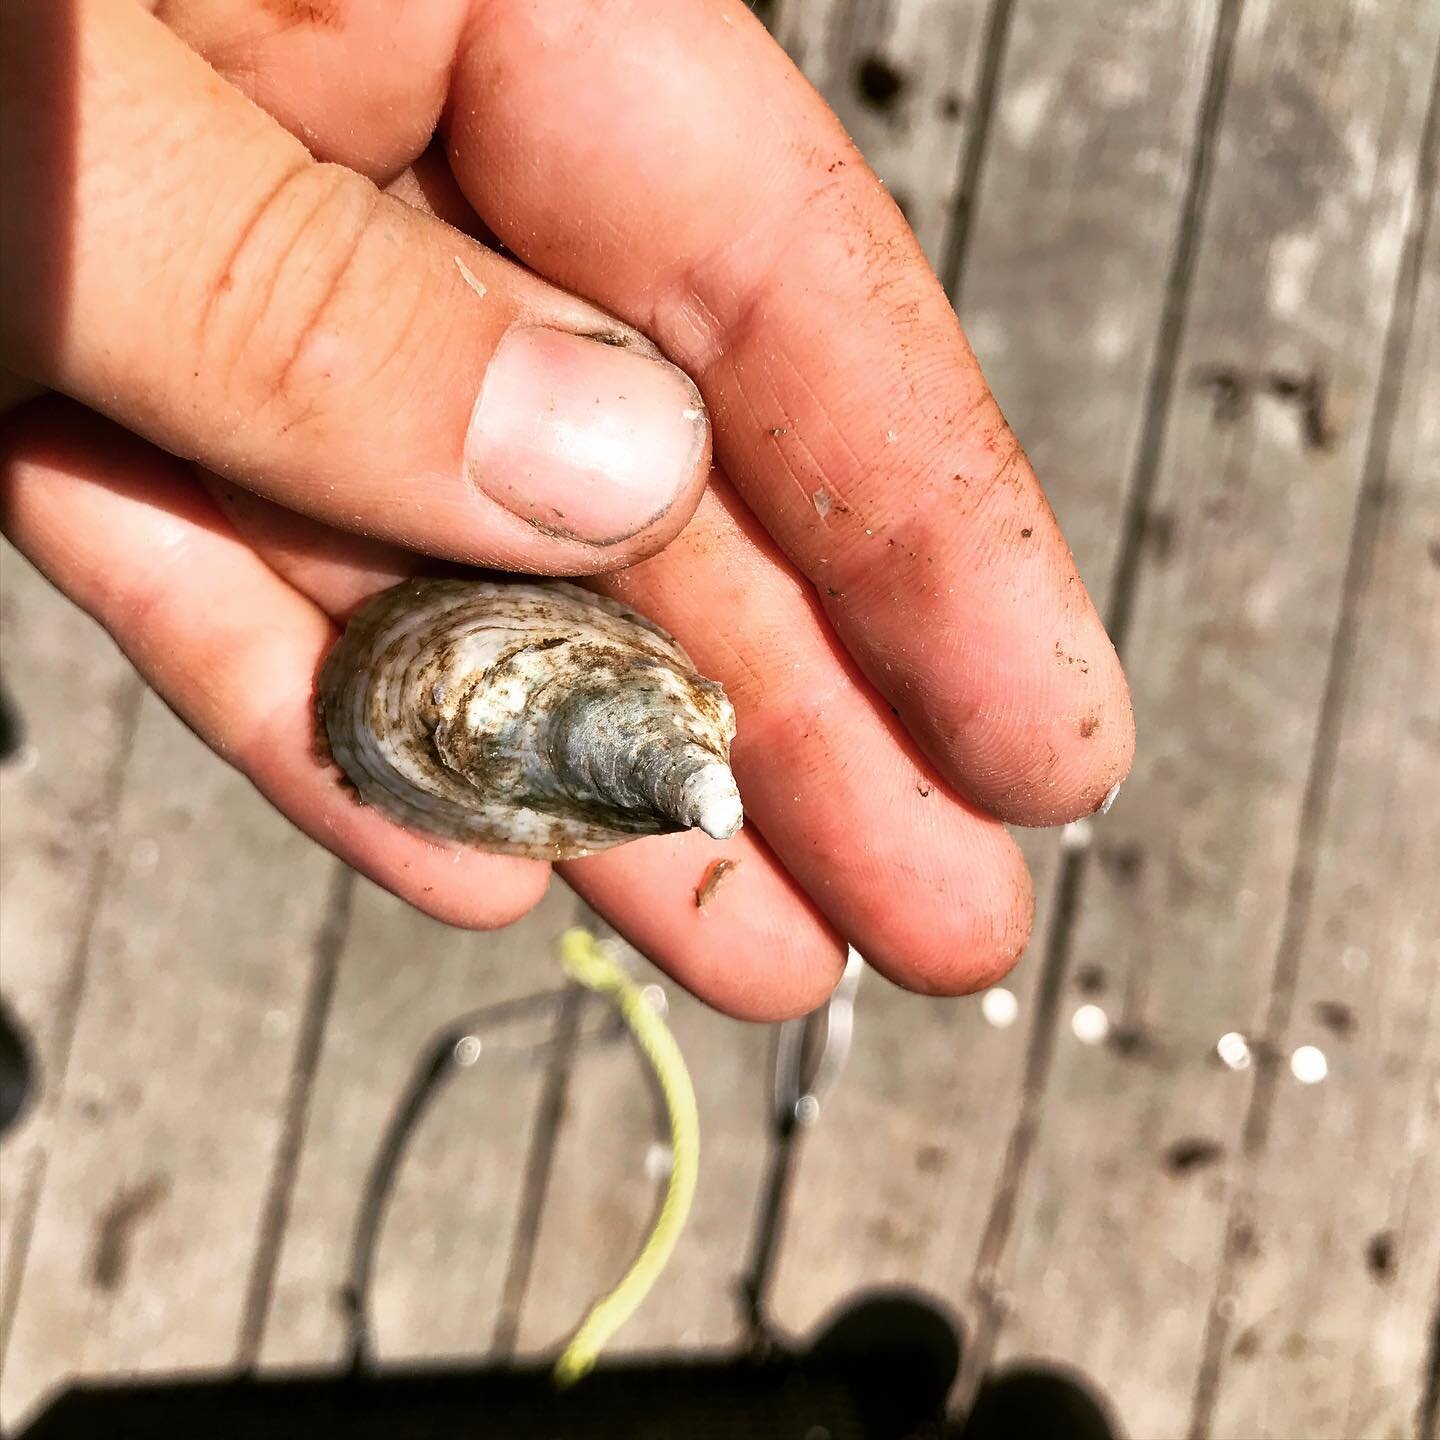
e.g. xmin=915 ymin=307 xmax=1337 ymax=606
xmin=1203 ymin=89 xmax=1440 ymax=1440
xmin=255 ymin=877 xmax=589 ymax=1369
xmin=985 ymin=7 xmax=1440 ymax=1438
xmin=0 ymin=550 xmax=140 ymax=1363
xmin=0 ymin=687 xmax=339 ymax=1430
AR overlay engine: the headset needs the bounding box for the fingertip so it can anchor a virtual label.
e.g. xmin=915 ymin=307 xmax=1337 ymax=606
xmin=972 ymin=650 xmax=1137 ymax=829
xmin=717 ymin=940 xmax=848 ymax=1024
xmin=864 ymin=827 xmax=1035 ymax=999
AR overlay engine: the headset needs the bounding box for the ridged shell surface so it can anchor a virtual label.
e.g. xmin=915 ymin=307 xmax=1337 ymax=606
xmin=319 ymin=578 xmax=742 ymax=860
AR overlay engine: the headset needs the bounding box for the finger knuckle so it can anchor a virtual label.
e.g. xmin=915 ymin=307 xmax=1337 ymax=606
xmin=192 ymin=163 xmax=388 ymax=433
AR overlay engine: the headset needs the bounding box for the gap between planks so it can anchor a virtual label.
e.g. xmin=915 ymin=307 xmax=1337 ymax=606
xmin=235 ymin=864 xmax=356 ymax=1367
xmin=951 ymin=0 xmax=1247 ymax=1405
xmin=488 ymin=985 xmax=586 ymax=1360
xmin=0 ymin=674 xmax=144 ymax=1372
xmin=1423 ymin=1252 xmax=1440 ymax=1440
xmin=938 ymin=0 xmax=1017 ymax=311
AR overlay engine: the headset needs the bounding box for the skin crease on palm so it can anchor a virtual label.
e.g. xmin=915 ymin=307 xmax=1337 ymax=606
xmin=0 ymin=0 xmax=1134 ymax=1022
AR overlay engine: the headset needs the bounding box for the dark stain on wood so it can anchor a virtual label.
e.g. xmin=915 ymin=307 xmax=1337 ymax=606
xmin=1195 ymin=364 xmax=1250 ymax=423
xmin=90 ymin=1175 xmax=169 ymax=1293
xmin=1312 ymin=999 xmax=1355 ymax=1037
xmin=1364 ymin=1229 xmax=1395 ymax=1282
xmin=695 ymin=857 xmax=739 ymax=909
xmin=1232 ymin=1325 xmax=1262 ymax=1359
xmin=1074 ymin=964 xmax=1107 ymax=996
xmin=1264 ymin=369 xmax=1336 ymax=451
xmin=1193 ymin=364 xmax=1337 ymax=450
xmin=1108 ymin=1025 xmax=1152 ymax=1059
xmin=855 ymin=54 xmax=907 ymax=112
xmin=1164 ymin=1137 xmax=1224 ymax=1174
xmin=1099 ymin=841 xmax=1145 ymax=884
xmin=1141 ymin=509 xmax=1176 ymax=559
xmin=1231 ymin=1219 xmax=1260 ymax=1260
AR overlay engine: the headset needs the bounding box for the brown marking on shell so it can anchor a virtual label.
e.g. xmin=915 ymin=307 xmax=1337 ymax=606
xmin=317 ymin=578 xmax=742 ymax=860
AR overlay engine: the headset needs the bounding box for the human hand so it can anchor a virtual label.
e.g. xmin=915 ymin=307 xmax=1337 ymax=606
xmin=1 ymin=0 xmax=1133 ymax=1020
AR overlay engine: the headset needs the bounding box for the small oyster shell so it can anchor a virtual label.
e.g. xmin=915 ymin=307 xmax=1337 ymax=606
xmin=319 ymin=578 xmax=743 ymax=860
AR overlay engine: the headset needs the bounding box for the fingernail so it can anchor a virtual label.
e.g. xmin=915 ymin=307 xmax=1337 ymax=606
xmin=1098 ymin=781 xmax=1122 ymax=815
xmin=465 ymin=327 xmax=708 ymax=545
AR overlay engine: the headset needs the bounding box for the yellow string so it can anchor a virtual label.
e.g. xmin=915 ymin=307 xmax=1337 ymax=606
xmin=552 ymin=928 xmax=700 ymax=1388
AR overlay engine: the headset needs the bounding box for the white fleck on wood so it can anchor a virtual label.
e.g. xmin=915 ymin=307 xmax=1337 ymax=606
xmin=986 ymin=6 xmax=1440 ymax=1438
xmin=769 ymin=0 xmax=1224 ymax=1347
xmin=256 ymin=878 xmax=588 ymax=1369
xmin=1207 ymin=130 xmax=1440 ymax=1440
xmin=0 ymin=688 xmax=339 ymax=1431
xmin=0 ymin=551 xmax=139 ymax=1357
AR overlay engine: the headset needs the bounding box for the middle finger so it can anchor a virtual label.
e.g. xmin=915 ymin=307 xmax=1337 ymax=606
xmin=597 ymin=484 xmax=1035 ymax=995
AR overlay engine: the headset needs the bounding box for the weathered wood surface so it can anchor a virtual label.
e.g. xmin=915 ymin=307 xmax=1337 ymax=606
xmin=769 ymin=0 xmax=1222 ymax=1358
xmin=0 ymin=553 xmax=140 ymax=1362
xmin=255 ymin=876 xmax=590 ymax=1370
xmin=3 ymin=1 xmax=1438 ymax=1436
xmin=0 ymin=663 xmax=340 ymax=1429
xmin=984 ymin=6 xmax=1440 ymax=1437
xmin=1204 ymin=116 xmax=1440 ymax=1440
xmin=771 ymin=0 xmax=988 ymax=268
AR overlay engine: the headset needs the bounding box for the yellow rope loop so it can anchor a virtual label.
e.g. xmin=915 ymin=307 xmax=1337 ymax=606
xmin=552 ymin=928 xmax=700 ymax=1388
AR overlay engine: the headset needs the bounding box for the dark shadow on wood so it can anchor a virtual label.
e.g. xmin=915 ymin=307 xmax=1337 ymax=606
xmin=958 ymin=1361 xmax=1120 ymax=1440
xmin=0 ymin=1002 xmax=35 ymax=1139
xmin=486 ymin=986 xmax=587 ymax=1359
xmin=0 ymin=678 xmax=23 ymax=765
xmin=18 ymin=1287 xmax=965 ymax=1440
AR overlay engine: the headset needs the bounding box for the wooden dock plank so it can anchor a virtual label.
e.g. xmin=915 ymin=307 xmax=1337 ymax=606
xmin=0 ymin=686 xmax=340 ymax=1430
xmin=256 ymin=877 xmax=588 ymax=1369
xmin=1204 ymin=99 xmax=1440 ymax=1440
xmin=984 ymin=6 xmax=1440 ymax=1437
xmin=1 ymin=3 xmax=1434 ymax=1429
xmin=0 ymin=551 xmax=140 ymax=1362
xmin=768 ymin=0 xmax=1224 ymax=1345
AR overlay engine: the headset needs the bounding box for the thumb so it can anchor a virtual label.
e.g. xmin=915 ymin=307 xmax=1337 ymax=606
xmin=0 ymin=0 xmax=710 ymax=571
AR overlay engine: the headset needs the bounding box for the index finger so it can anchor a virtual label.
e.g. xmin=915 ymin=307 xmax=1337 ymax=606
xmin=443 ymin=0 xmax=1133 ymax=825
